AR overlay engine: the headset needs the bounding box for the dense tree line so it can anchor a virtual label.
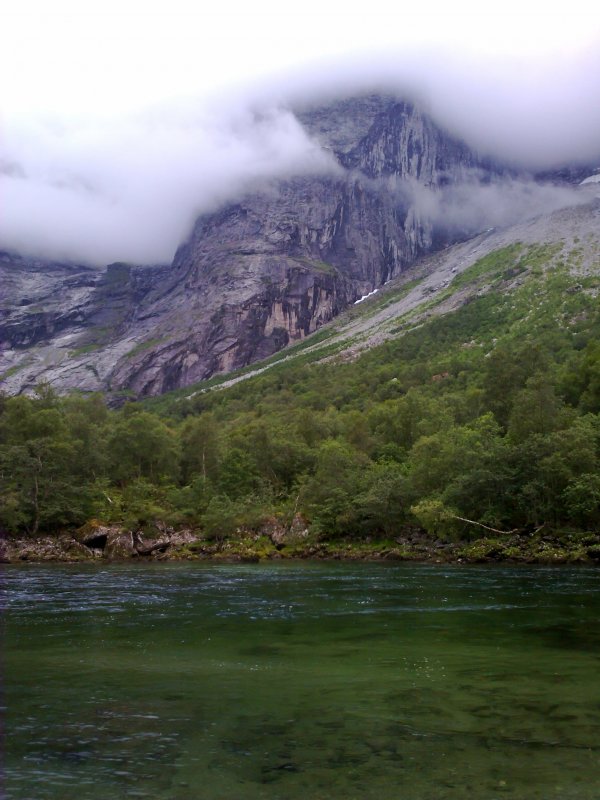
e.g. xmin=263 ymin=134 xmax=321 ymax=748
xmin=2 ymin=265 xmax=600 ymax=541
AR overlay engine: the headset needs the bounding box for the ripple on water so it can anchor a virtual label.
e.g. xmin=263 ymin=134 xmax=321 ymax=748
xmin=4 ymin=563 xmax=600 ymax=800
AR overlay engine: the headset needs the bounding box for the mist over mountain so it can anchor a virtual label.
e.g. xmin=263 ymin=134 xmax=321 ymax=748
xmin=2 ymin=89 xmax=598 ymax=400
xmin=1 ymin=46 xmax=599 ymax=266
xmin=2 ymin=6 xmax=600 ymax=397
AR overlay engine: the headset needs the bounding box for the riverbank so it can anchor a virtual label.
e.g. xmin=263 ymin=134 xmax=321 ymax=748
xmin=2 ymin=525 xmax=600 ymax=565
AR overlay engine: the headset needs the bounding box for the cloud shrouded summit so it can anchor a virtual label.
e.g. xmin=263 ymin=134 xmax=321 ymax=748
xmin=1 ymin=2 xmax=599 ymax=265
xmin=0 ymin=107 xmax=338 ymax=265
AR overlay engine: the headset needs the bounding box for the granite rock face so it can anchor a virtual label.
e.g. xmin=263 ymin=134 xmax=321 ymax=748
xmin=1 ymin=95 xmax=509 ymax=398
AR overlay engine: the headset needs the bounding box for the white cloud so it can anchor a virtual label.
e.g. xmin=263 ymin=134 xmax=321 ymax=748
xmin=0 ymin=106 xmax=337 ymax=264
xmin=1 ymin=0 xmax=599 ymax=264
xmin=401 ymin=175 xmax=588 ymax=235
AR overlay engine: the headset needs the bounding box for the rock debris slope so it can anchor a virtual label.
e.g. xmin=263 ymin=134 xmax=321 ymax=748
xmin=0 ymin=94 xmax=573 ymax=398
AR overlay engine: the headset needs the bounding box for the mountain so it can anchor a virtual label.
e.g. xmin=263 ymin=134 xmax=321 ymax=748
xmin=0 ymin=94 xmax=591 ymax=399
xmin=3 ymin=192 xmax=600 ymax=550
xmin=147 ymin=193 xmax=600 ymax=406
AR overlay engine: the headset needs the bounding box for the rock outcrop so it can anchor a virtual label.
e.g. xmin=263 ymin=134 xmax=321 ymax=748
xmin=1 ymin=95 xmax=513 ymax=397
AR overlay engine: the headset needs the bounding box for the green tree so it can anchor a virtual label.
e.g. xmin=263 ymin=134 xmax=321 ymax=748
xmin=109 ymin=411 xmax=180 ymax=484
xmin=512 ymin=417 xmax=599 ymax=527
xmin=408 ymin=414 xmax=512 ymax=530
xmin=507 ymin=374 xmax=571 ymax=442
xmin=180 ymin=413 xmax=220 ymax=484
xmin=562 ymin=474 xmax=600 ymax=527
xmin=482 ymin=342 xmax=549 ymax=428
xmin=217 ymin=447 xmax=262 ymax=499
xmin=300 ymin=439 xmax=369 ymax=537
xmin=350 ymin=461 xmax=408 ymax=536
xmin=201 ymin=494 xmax=240 ymax=541
xmin=0 ymin=439 xmax=89 ymax=534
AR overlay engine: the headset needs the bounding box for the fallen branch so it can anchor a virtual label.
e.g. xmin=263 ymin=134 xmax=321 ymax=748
xmin=449 ymin=514 xmax=518 ymax=536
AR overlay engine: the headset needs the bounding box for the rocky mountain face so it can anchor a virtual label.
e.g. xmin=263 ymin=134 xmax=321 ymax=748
xmin=0 ymin=95 xmax=540 ymax=398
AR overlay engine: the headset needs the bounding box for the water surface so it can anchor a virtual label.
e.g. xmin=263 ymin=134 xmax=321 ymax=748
xmin=3 ymin=562 xmax=600 ymax=799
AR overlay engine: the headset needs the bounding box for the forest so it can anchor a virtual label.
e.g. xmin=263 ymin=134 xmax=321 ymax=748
xmin=2 ymin=250 xmax=600 ymax=547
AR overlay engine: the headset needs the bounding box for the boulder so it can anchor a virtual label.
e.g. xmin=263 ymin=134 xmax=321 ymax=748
xmin=262 ymin=514 xmax=309 ymax=547
xmin=104 ymin=530 xmax=137 ymax=559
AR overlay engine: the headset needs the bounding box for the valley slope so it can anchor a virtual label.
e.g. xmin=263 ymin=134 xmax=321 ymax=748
xmin=147 ymin=193 xmax=600 ymax=402
xmin=2 ymin=193 xmax=600 ymax=554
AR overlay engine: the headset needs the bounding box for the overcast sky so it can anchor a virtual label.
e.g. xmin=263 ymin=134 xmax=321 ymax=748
xmin=1 ymin=0 xmax=600 ymax=264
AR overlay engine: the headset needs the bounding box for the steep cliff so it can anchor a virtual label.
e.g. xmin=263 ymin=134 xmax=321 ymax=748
xmin=0 ymin=95 xmax=514 ymax=397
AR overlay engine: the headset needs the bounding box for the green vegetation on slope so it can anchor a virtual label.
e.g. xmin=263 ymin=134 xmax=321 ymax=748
xmin=2 ymin=246 xmax=600 ymax=548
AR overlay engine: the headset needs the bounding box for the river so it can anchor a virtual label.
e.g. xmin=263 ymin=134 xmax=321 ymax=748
xmin=3 ymin=562 xmax=600 ymax=799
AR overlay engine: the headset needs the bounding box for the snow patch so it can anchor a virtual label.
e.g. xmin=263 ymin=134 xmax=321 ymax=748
xmin=354 ymin=288 xmax=379 ymax=304
xmin=580 ymin=173 xmax=600 ymax=185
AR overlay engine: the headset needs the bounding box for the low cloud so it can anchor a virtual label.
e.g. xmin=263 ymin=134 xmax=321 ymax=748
xmin=0 ymin=106 xmax=338 ymax=265
xmin=1 ymin=48 xmax=599 ymax=266
xmin=399 ymin=174 xmax=589 ymax=238
xmin=257 ymin=46 xmax=600 ymax=168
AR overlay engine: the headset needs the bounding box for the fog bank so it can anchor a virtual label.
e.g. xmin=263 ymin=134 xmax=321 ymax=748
xmin=1 ymin=43 xmax=599 ymax=264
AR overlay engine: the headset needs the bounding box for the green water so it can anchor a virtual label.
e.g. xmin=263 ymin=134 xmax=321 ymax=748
xmin=3 ymin=563 xmax=600 ymax=799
